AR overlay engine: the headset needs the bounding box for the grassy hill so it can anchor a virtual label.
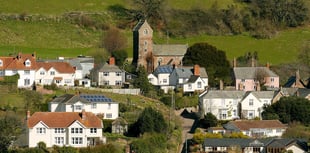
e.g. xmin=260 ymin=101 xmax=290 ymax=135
xmin=0 ymin=0 xmax=309 ymax=65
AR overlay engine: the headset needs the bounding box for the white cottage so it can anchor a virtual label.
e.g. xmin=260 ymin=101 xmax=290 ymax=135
xmin=27 ymin=110 xmax=104 ymax=148
xmin=49 ymin=94 xmax=119 ymax=119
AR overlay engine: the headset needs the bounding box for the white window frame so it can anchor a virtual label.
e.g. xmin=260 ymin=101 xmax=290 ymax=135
xmin=249 ymin=99 xmax=254 ymax=106
xmin=103 ymin=72 xmax=109 ymax=76
xmin=54 ymin=128 xmax=65 ymax=133
xmin=91 ymin=103 xmax=97 ymax=109
xmin=71 ymin=137 xmax=83 ymax=144
xmin=90 ymin=128 xmax=97 ymax=134
xmin=40 ymin=71 xmax=45 ymax=75
xmin=36 ymin=127 xmax=46 ymax=134
xmin=116 ymin=72 xmax=122 ymax=76
xmin=24 ymin=70 xmax=30 ymax=75
xmin=55 ymin=137 xmax=64 ymax=145
xmin=106 ymin=113 xmax=112 ymax=119
xmin=71 ymin=128 xmax=83 ymax=134
xmin=50 ymin=71 xmax=55 ymax=75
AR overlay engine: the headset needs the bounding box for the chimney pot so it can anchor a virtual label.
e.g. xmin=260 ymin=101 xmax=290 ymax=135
xmin=109 ymin=57 xmax=115 ymax=65
xmin=194 ymin=64 xmax=200 ymax=76
xmin=82 ymin=109 xmax=86 ymax=120
xmin=27 ymin=110 xmax=31 ymax=119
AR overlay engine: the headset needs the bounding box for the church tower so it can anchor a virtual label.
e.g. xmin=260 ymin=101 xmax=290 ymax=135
xmin=132 ymin=20 xmax=154 ymax=72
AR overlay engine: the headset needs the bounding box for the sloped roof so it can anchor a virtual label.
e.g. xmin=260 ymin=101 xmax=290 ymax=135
xmin=199 ymin=67 xmax=208 ymax=78
xmin=203 ymin=138 xmax=266 ymax=147
xmin=174 ymin=67 xmax=192 ymax=78
xmin=297 ymin=88 xmax=310 ymax=98
xmin=112 ymin=117 xmax=128 ymax=125
xmin=50 ymin=94 xmax=115 ymax=104
xmin=98 ymin=63 xmax=122 ymax=72
xmin=133 ymin=19 xmax=147 ymax=31
xmin=233 ymin=67 xmax=278 ymax=79
xmin=228 ymin=120 xmax=286 ymax=131
xmin=27 ymin=111 xmax=102 ymax=128
xmin=36 ymin=61 xmax=75 ymax=73
xmin=186 ymin=75 xmax=200 ymax=83
xmin=153 ymin=65 xmax=173 ymax=76
xmin=247 ymin=91 xmax=275 ymax=100
xmin=153 ymin=44 xmax=188 ymax=56
xmin=201 ymin=90 xmax=246 ymax=99
xmin=0 ymin=53 xmax=37 ymax=70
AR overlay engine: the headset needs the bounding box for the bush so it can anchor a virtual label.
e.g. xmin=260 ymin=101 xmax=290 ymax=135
xmin=43 ymin=83 xmax=58 ymax=90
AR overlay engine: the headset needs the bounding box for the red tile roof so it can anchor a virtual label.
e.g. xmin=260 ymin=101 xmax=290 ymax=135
xmin=230 ymin=120 xmax=286 ymax=130
xmin=36 ymin=62 xmax=75 ymax=73
xmin=27 ymin=111 xmax=102 ymax=128
xmin=0 ymin=53 xmax=36 ymax=70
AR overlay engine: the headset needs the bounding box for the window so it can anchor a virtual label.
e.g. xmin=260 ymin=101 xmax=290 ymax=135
xmin=55 ymin=137 xmax=64 ymax=145
xmin=163 ymin=79 xmax=167 ymax=83
xmin=276 ymin=129 xmax=282 ymax=133
xmin=50 ymin=71 xmax=55 ymax=75
xmin=65 ymin=79 xmax=71 ymax=84
xmin=106 ymin=113 xmax=112 ymax=119
xmin=143 ymin=29 xmax=148 ymax=35
xmin=148 ymin=78 xmax=153 ymax=82
xmin=12 ymin=70 xmax=17 ymax=74
xmin=188 ymin=84 xmax=192 ymax=89
xmin=249 ymin=99 xmax=254 ymax=106
xmin=115 ymin=81 xmax=122 ymax=86
xmin=71 ymin=128 xmax=83 ymax=134
xmin=116 ymin=72 xmax=122 ymax=76
xmin=25 ymin=61 xmax=31 ymax=66
xmin=90 ymin=128 xmax=97 ymax=134
xmin=55 ymin=128 xmax=65 ymax=133
xmin=241 ymin=79 xmax=245 ymax=82
xmin=75 ymin=105 xmax=82 ymax=111
xmin=248 ymin=112 xmax=254 ymax=119
xmin=55 ymin=80 xmax=61 ymax=84
xmin=36 ymin=128 xmax=46 ymax=134
xmin=71 ymin=137 xmax=83 ymax=144
xmin=24 ymin=79 xmax=30 ymax=86
xmin=0 ymin=70 xmax=4 ymax=76
xmin=197 ymin=82 xmax=202 ymax=88
xmin=104 ymin=81 xmax=109 ymax=86
xmin=24 ymin=70 xmax=30 ymax=75
xmin=271 ymin=77 xmax=274 ymax=82
xmin=253 ymin=147 xmax=260 ymax=152
xmin=40 ymin=71 xmax=45 ymax=75
xmin=233 ymin=110 xmax=237 ymax=116
xmin=103 ymin=72 xmax=109 ymax=76
xmin=0 ymin=60 xmax=2 ymax=66
xmin=108 ymin=103 xmax=111 ymax=109
xmin=91 ymin=103 xmax=97 ymax=109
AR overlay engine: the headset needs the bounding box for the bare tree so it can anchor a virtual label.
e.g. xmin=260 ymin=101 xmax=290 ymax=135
xmin=101 ymin=27 xmax=127 ymax=54
xmin=255 ymin=68 xmax=268 ymax=85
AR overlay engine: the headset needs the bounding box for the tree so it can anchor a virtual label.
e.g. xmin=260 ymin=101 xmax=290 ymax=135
xmin=0 ymin=113 xmax=22 ymax=153
xmin=133 ymin=65 xmax=152 ymax=94
xmin=182 ymin=43 xmax=231 ymax=87
xmin=111 ymin=50 xmax=128 ymax=67
xmin=200 ymin=112 xmax=218 ymax=128
xmin=262 ymin=96 xmax=310 ymax=124
xmin=130 ymin=133 xmax=167 ymax=153
xmin=101 ymin=27 xmax=127 ymax=54
xmin=23 ymin=90 xmax=44 ymax=111
xmin=131 ymin=0 xmax=165 ymax=26
xmin=136 ymin=107 xmax=167 ymax=135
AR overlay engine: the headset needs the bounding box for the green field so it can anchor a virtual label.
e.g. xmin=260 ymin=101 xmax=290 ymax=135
xmin=0 ymin=0 xmax=309 ymax=65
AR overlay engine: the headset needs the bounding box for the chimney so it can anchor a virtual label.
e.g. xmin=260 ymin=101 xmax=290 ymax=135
xmin=27 ymin=110 xmax=31 ymax=119
xmin=194 ymin=64 xmax=200 ymax=76
xmin=296 ymin=69 xmax=300 ymax=81
xmin=32 ymin=52 xmax=36 ymax=58
xmin=256 ymin=82 xmax=261 ymax=91
xmin=17 ymin=52 xmax=22 ymax=59
xmin=233 ymin=57 xmax=237 ymax=68
xmin=81 ymin=109 xmax=86 ymax=120
xmin=266 ymin=62 xmax=270 ymax=69
xmin=219 ymin=80 xmax=224 ymax=90
xmin=251 ymin=57 xmax=255 ymax=67
xmin=109 ymin=57 xmax=115 ymax=65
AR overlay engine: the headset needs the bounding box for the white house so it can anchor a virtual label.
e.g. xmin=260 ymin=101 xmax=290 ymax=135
xmin=95 ymin=57 xmax=125 ymax=87
xmin=147 ymin=65 xmax=174 ymax=93
xmin=67 ymin=56 xmax=94 ymax=87
xmin=199 ymin=90 xmax=245 ymax=120
xmin=223 ymin=120 xmax=287 ymax=138
xmin=240 ymin=91 xmax=274 ymax=119
xmin=49 ymin=94 xmax=119 ymax=119
xmin=27 ymin=110 xmax=104 ymax=148
xmin=0 ymin=53 xmax=37 ymax=88
xmin=169 ymin=65 xmax=208 ymax=93
xmin=35 ymin=61 xmax=76 ymax=86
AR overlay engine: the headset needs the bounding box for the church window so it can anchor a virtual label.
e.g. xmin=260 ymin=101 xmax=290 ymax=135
xmin=143 ymin=29 xmax=148 ymax=35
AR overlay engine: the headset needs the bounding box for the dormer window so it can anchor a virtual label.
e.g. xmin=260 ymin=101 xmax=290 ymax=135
xmin=25 ymin=59 xmax=31 ymax=67
xmin=0 ymin=60 xmax=3 ymax=66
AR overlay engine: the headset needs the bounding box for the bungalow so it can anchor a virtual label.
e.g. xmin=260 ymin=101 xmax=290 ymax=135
xmin=27 ymin=110 xmax=104 ymax=148
xmin=49 ymin=94 xmax=119 ymax=119
xmin=223 ymin=120 xmax=286 ymax=138
xmin=203 ymin=138 xmax=308 ymax=153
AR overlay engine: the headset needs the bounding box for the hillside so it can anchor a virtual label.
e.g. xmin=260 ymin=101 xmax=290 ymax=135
xmin=0 ymin=0 xmax=309 ymax=65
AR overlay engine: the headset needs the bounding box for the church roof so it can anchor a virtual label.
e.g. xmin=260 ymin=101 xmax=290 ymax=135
xmin=153 ymin=44 xmax=188 ymax=56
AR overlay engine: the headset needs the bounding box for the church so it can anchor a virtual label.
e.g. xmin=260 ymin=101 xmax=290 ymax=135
xmin=132 ymin=20 xmax=188 ymax=72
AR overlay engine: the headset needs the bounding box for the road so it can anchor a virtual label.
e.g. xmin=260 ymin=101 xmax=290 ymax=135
xmin=175 ymin=107 xmax=198 ymax=153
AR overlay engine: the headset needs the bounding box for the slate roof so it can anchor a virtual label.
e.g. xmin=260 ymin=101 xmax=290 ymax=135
xmin=50 ymin=94 xmax=115 ymax=104
xmin=153 ymin=65 xmax=173 ymax=76
xmin=186 ymin=75 xmax=200 ymax=83
xmin=27 ymin=111 xmax=102 ymax=128
xmin=98 ymin=63 xmax=122 ymax=72
xmin=297 ymin=88 xmax=310 ymax=98
xmin=112 ymin=117 xmax=128 ymax=125
xmin=242 ymin=91 xmax=275 ymax=101
xmin=36 ymin=61 xmax=75 ymax=73
xmin=201 ymin=90 xmax=246 ymax=99
xmin=199 ymin=67 xmax=208 ymax=78
xmin=153 ymin=44 xmax=188 ymax=56
xmin=233 ymin=67 xmax=278 ymax=79
xmin=227 ymin=120 xmax=286 ymax=131
xmin=174 ymin=67 xmax=193 ymax=78
xmin=133 ymin=19 xmax=146 ymax=31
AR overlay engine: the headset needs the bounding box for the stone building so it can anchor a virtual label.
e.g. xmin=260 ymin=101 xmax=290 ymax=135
xmin=132 ymin=20 xmax=187 ymax=72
